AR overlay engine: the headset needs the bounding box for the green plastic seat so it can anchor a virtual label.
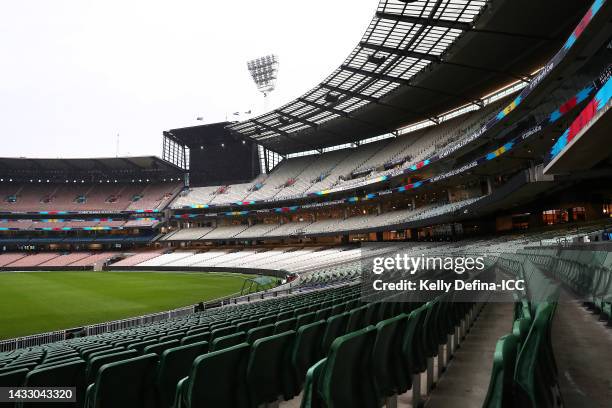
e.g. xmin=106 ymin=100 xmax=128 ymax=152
xmin=320 ymin=326 xmax=377 ymax=408
xmin=45 ymin=352 xmax=80 ymax=364
xmin=0 ymin=367 xmax=28 ymax=389
xmin=300 ymin=359 xmax=327 ymax=408
xmin=159 ymin=334 xmax=182 ymax=343
xmin=258 ymin=315 xmax=276 ymax=326
xmin=274 ymin=318 xmax=296 ymax=334
xmin=22 ymin=360 xmax=86 ymax=408
xmin=372 ymin=314 xmax=408 ymax=400
xmin=236 ymin=320 xmax=258 ymax=333
xmin=482 ymin=334 xmax=519 ymax=408
xmin=292 ymin=321 xmax=326 ymax=393
xmin=345 ymin=305 xmax=368 ymax=333
xmin=514 ymin=302 xmax=558 ymax=408
xmin=296 ymin=312 xmax=316 ymax=327
xmin=84 ymin=353 xmax=158 ymax=408
xmin=128 ymin=339 xmax=157 ymax=354
xmin=156 ymin=341 xmax=208 ymax=408
xmin=174 ymin=343 xmax=250 ymax=408
xmin=277 ymin=310 xmax=294 ymax=321
xmin=186 ymin=327 xmax=209 ymax=336
xmin=37 ymin=357 xmax=84 ymax=369
xmin=398 ymin=305 xmax=428 ymax=393
xmin=86 ymin=350 xmax=138 ymax=386
xmin=144 ymin=340 xmax=180 ymax=356
xmin=180 ymin=333 xmax=208 ymax=346
xmin=87 ymin=348 xmax=125 ymax=361
xmin=210 ymin=332 xmax=245 ymax=352
xmin=246 ymin=324 xmax=274 ymax=344
xmin=320 ymin=312 xmax=349 ymax=356
xmin=314 ymin=307 xmax=332 ymax=321
xmin=0 ymin=363 xmax=38 ymax=375
xmin=247 ymin=331 xmax=296 ymax=405
xmin=210 ymin=326 xmax=237 ymax=343
xmin=81 ymin=346 xmax=113 ymax=360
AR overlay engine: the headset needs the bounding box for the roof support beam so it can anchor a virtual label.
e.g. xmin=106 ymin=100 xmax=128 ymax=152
xmin=375 ymin=12 xmax=554 ymax=42
xmin=249 ymin=118 xmax=317 ymax=151
xmin=341 ymin=65 xmax=411 ymax=86
xmin=360 ymin=43 xmax=529 ymax=82
xmin=359 ymin=42 xmax=441 ymax=63
xmin=320 ymin=83 xmax=420 ymax=116
xmin=275 ymin=109 xmax=347 ymax=139
xmin=341 ymin=65 xmax=481 ymax=108
xmin=297 ymin=97 xmax=395 ymax=135
xmin=375 ymin=12 xmax=472 ymax=31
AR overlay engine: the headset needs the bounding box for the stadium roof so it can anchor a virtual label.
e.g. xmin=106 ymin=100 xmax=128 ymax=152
xmin=227 ymin=0 xmax=591 ymax=155
xmin=0 ymin=156 xmax=183 ymax=174
xmin=164 ymin=122 xmax=242 ymax=148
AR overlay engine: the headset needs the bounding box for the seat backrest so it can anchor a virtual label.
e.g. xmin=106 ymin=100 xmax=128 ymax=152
xmin=296 ymin=312 xmax=316 ymax=327
xmin=210 ymin=326 xmax=237 ymax=343
xmin=314 ymin=307 xmax=332 ymax=321
xmin=87 ymin=348 xmax=125 ymax=361
xmin=81 ymin=345 xmax=113 ymax=360
xmin=514 ymin=302 xmax=556 ymax=408
xmin=128 ymin=339 xmax=157 ymax=354
xmin=37 ymin=357 xmax=84 ymax=370
xmin=144 ymin=340 xmax=180 ymax=355
xmin=22 ymin=360 xmax=86 ymax=408
xmin=482 ymin=334 xmax=519 ymax=408
xmin=236 ymin=320 xmax=258 ymax=333
xmin=372 ymin=314 xmax=408 ymax=399
xmin=320 ymin=312 xmax=349 ymax=355
xmin=345 ymin=305 xmax=368 ymax=333
xmin=86 ymin=350 xmax=138 ymax=385
xmin=90 ymin=353 xmax=158 ymax=408
xmin=300 ymin=358 xmax=327 ymax=408
xmin=186 ymin=343 xmax=250 ymax=408
xmin=156 ymin=341 xmax=208 ymax=408
xmin=401 ymin=305 xmax=428 ymax=379
xmin=421 ymin=300 xmax=441 ymax=358
xmin=247 ymin=331 xmax=297 ymax=405
xmin=320 ymin=326 xmax=377 ymax=408
xmin=159 ymin=333 xmax=182 ymax=343
xmin=274 ymin=318 xmax=297 ymax=334
xmin=246 ymin=324 xmax=274 ymax=344
xmin=210 ymin=332 xmax=245 ymax=352
xmin=0 ymin=368 xmax=28 ymax=388
xmin=292 ymin=321 xmax=326 ymax=388
xmin=0 ymin=363 xmax=37 ymax=374
xmin=180 ymin=333 xmax=208 ymax=346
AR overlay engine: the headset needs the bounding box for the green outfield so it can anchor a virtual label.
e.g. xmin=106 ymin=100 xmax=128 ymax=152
xmin=0 ymin=271 xmax=252 ymax=340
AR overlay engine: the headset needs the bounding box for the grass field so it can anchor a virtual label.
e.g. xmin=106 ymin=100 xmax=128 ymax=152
xmin=0 ymin=271 xmax=252 ymax=340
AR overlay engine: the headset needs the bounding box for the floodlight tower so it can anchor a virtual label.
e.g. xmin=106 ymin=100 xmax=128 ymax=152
xmin=247 ymin=54 xmax=279 ymax=112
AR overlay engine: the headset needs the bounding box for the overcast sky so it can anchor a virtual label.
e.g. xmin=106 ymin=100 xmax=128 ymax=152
xmin=0 ymin=0 xmax=375 ymax=158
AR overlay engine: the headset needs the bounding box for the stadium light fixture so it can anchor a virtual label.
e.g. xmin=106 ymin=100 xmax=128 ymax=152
xmin=247 ymin=54 xmax=279 ymax=97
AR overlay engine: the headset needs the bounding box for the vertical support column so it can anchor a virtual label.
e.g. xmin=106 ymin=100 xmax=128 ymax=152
xmin=412 ymin=373 xmax=422 ymax=408
xmin=426 ymin=357 xmax=434 ymax=391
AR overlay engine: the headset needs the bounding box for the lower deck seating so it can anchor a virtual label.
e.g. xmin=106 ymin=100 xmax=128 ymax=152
xmin=0 ymin=279 xmax=482 ymax=408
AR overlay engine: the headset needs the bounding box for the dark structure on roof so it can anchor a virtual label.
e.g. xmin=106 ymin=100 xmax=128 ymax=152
xmin=227 ymin=0 xmax=592 ymax=155
xmin=163 ymin=122 xmax=260 ymax=187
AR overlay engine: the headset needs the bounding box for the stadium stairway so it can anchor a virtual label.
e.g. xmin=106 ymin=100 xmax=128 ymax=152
xmin=423 ymin=302 xmax=515 ymax=408
xmin=549 ymin=290 xmax=612 ymax=408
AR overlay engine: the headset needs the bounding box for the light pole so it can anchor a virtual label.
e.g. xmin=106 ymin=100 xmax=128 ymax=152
xmin=247 ymin=54 xmax=279 ymax=112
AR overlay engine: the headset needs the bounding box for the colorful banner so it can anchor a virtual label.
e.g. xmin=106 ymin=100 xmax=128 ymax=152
xmin=550 ymin=71 xmax=612 ymax=160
